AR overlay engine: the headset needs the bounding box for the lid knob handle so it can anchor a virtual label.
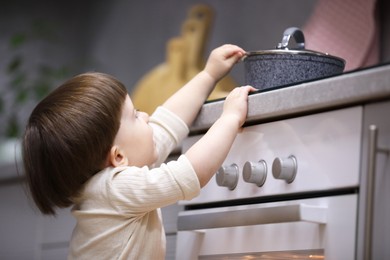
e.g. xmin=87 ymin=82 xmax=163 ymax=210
xmin=277 ymin=27 xmax=305 ymax=50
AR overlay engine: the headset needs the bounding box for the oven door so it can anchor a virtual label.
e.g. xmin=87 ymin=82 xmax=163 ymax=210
xmin=176 ymin=194 xmax=357 ymax=260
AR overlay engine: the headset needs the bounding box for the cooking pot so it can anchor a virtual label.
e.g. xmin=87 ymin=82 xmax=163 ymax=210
xmin=243 ymin=27 xmax=346 ymax=90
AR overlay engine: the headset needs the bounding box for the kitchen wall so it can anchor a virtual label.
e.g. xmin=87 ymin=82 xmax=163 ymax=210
xmin=0 ymin=0 xmax=318 ymax=93
xmin=0 ymin=0 xmax=318 ymax=138
xmin=86 ymin=0 xmax=317 ymax=88
xmin=0 ymin=0 xmax=388 ymax=259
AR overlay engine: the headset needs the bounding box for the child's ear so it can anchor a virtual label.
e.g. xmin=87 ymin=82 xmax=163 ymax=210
xmin=108 ymin=145 xmax=128 ymax=167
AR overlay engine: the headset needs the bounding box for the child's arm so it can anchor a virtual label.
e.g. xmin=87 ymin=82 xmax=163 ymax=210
xmin=162 ymin=44 xmax=245 ymax=126
xmin=185 ymin=85 xmax=255 ymax=187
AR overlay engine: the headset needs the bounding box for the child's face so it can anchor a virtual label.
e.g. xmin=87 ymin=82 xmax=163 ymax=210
xmin=111 ymin=94 xmax=157 ymax=167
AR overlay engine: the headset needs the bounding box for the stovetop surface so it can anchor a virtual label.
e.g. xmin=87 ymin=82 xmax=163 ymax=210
xmin=207 ymin=62 xmax=390 ymax=104
xmin=191 ymin=63 xmax=390 ymax=133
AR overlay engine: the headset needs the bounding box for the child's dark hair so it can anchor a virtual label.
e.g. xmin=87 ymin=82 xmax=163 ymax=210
xmin=22 ymin=72 xmax=127 ymax=215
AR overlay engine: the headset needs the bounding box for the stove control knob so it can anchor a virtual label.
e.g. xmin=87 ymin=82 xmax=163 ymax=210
xmin=216 ymin=164 xmax=239 ymax=190
xmin=243 ymin=160 xmax=267 ymax=187
xmin=272 ymin=155 xmax=297 ymax=183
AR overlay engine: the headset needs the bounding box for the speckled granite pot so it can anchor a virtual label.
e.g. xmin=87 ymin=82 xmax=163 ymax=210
xmin=243 ymin=27 xmax=346 ymax=90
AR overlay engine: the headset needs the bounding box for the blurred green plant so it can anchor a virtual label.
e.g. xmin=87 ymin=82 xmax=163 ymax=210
xmin=1 ymin=20 xmax=71 ymax=138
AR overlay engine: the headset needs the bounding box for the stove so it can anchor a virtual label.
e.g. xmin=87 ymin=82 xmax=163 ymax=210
xmin=176 ymin=107 xmax=361 ymax=259
xmin=175 ymin=65 xmax=390 ymax=260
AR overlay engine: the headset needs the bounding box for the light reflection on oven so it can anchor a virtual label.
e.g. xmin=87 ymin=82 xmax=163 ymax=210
xmin=199 ymin=249 xmax=324 ymax=259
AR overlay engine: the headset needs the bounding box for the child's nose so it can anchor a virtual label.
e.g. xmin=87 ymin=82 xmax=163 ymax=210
xmin=139 ymin=111 xmax=149 ymax=122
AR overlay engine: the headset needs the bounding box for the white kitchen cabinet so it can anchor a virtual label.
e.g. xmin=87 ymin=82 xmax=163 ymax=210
xmin=0 ymin=181 xmax=40 ymax=259
xmin=39 ymin=208 xmax=75 ymax=260
xmin=0 ymin=176 xmax=74 ymax=259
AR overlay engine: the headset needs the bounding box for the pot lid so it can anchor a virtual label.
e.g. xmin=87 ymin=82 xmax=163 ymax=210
xmin=244 ymin=27 xmax=345 ymax=64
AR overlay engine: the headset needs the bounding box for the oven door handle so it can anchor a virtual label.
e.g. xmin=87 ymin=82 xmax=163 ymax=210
xmin=177 ymin=204 xmax=327 ymax=231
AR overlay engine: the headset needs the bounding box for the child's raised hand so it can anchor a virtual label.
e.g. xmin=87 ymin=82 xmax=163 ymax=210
xmin=221 ymin=85 xmax=256 ymax=129
xmin=204 ymin=44 xmax=246 ymax=81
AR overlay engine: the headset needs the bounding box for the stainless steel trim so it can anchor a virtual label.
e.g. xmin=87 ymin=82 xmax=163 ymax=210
xmin=364 ymin=125 xmax=377 ymax=260
xmin=245 ymin=49 xmax=342 ymax=60
xmin=177 ymin=204 xmax=327 ymax=231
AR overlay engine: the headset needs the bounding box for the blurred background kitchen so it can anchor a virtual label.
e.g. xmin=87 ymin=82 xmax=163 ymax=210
xmin=0 ymin=0 xmax=389 ymax=259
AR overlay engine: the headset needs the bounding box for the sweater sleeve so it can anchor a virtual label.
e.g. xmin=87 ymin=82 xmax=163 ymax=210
xmin=149 ymin=106 xmax=189 ymax=167
xmin=107 ymin=155 xmax=200 ymax=216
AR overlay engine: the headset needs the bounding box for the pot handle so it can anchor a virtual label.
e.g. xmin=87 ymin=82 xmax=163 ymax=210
xmin=277 ymin=27 xmax=305 ymax=50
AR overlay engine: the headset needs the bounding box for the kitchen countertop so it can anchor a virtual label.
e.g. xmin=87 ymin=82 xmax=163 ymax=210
xmin=190 ymin=64 xmax=390 ymax=134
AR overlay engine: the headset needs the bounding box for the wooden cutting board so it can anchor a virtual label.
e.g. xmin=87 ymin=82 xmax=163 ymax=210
xmin=132 ymin=4 xmax=237 ymax=114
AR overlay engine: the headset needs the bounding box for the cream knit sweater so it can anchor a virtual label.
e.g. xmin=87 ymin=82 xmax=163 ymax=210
xmin=68 ymin=107 xmax=200 ymax=259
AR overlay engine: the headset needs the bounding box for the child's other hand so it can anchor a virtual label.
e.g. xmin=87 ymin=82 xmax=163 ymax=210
xmin=221 ymin=85 xmax=256 ymax=129
xmin=204 ymin=44 xmax=246 ymax=81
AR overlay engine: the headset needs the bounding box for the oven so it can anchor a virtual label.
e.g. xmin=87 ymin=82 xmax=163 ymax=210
xmin=176 ymin=106 xmax=362 ymax=259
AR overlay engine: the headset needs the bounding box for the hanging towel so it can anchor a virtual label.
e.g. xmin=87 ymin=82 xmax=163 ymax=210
xmin=303 ymin=0 xmax=379 ymax=71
